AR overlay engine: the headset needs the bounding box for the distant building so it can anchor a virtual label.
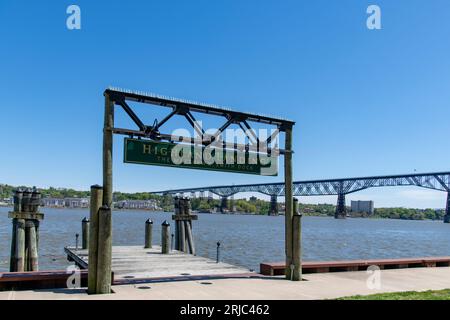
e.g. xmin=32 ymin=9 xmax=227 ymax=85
xmin=351 ymin=200 xmax=374 ymax=215
xmin=115 ymin=199 xmax=159 ymax=210
xmin=42 ymin=198 xmax=65 ymax=208
xmin=64 ymin=197 xmax=89 ymax=208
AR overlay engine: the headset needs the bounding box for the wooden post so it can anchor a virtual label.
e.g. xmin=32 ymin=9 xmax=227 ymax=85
xmin=96 ymin=206 xmax=112 ymax=294
xmin=161 ymin=220 xmax=170 ymax=254
xmin=82 ymin=217 xmax=90 ymax=250
xmin=174 ymin=197 xmax=180 ymax=250
xmin=9 ymin=219 xmax=17 ymax=272
xmin=284 ymin=126 xmax=294 ymax=280
xmin=180 ymin=217 xmax=186 ymax=252
xmin=15 ymin=219 xmax=26 ymax=272
xmin=98 ymin=91 xmax=114 ymax=294
xmin=144 ymin=219 xmax=153 ymax=248
xmin=292 ymin=198 xmax=302 ymax=281
xmin=88 ymin=185 xmax=103 ymax=294
xmin=103 ymin=93 xmax=114 ymax=208
xmin=26 ymin=220 xmax=39 ymax=271
xmin=185 ymin=221 xmax=195 ymax=255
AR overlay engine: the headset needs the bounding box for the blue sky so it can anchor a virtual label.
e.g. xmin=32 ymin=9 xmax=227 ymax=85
xmin=1 ymin=1 xmax=449 ymax=208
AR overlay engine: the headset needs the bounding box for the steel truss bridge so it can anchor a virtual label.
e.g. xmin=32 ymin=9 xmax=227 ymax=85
xmin=152 ymin=171 xmax=450 ymax=221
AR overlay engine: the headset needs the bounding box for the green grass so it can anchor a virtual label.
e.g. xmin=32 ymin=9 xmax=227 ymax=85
xmin=338 ymin=289 xmax=450 ymax=300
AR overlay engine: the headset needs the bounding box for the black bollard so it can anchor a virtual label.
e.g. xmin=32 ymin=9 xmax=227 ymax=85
xmin=75 ymin=233 xmax=79 ymax=251
xmin=216 ymin=241 xmax=221 ymax=263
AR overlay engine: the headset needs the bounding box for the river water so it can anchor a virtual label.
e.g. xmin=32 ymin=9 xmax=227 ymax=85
xmin=1 ymin=207 xmax=450 ymax=272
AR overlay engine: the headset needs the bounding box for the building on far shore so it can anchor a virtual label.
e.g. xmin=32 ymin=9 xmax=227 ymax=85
xmin=351 ymin=200 xmax=374 ymax=215
xmin=0 ymin=197 xmax=13 ymax=206
xmin=64 ymin=198 xmax=89 ymax=208
xmin=115 ymin=199 xmax=160 ymax=210
xmin=41 ymin=198 xmax=65 ymax=208
xmin=42 ymin=197 xmax=89 ymax=208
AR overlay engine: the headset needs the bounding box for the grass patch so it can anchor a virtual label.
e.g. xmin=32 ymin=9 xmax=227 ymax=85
xmin=338 ymin=289 xmax=450 ymax=300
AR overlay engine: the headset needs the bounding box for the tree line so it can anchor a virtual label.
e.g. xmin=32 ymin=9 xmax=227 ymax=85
xmin=0 ymin=183 xmax=445 ymax=220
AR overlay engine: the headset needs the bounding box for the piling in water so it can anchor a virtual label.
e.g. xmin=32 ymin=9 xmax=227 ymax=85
xmin=9 ymin=219 xmax=17 ymax=272
xmin=9 ymin=188 xmax=44 ymax=272
xmin=15 ymin=219 xmax=26 ymax=272
xmin=26 ymin=220 xmax=39 ymax=271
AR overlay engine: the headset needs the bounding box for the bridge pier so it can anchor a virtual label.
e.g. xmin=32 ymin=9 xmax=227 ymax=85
xmin=269 ymin=195 xmax=278 ymax=215
xmin=220 ymin=196 xmax=228 ymax=213
xmin=207 ymin=191 xmax=213 ymax=203
xmin=444 ymin=192 xmax=450 ymax=223
xmin=335 ymin=193 xmax=347 ymax=219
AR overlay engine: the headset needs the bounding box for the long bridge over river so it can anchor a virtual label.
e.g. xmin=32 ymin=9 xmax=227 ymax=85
xmin=152 ymin=171 xmax=450 ymax=222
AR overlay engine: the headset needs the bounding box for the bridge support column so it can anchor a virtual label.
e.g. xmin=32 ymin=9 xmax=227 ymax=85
xmin=444 ymin=193 xmax=450 ymax=223
xmin=207 ymin=191 xmax=213 ymax=203
xmin=335 ymin=193 xmax=347 ymax=219
xmin=269 ymin=195 xmax=278 ymax=216
xmin=220 ymin=196 xmax=228 ymax=213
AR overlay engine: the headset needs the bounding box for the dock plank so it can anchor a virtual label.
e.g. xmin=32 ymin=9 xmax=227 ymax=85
xmin=65 ymin=245 xmax=251 ymax=281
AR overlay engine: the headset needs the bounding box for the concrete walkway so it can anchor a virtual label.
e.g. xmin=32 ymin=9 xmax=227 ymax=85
xmin=2 ymin=267 xmax=450 ymax=300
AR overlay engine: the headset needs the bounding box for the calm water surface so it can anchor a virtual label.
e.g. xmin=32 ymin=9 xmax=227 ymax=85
xmin=1 ymin=207 xmax=450 ymax=272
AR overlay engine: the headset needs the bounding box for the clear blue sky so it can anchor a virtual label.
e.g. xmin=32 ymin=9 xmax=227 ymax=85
xmin=1 ymin=1 xmax=449 ymax=208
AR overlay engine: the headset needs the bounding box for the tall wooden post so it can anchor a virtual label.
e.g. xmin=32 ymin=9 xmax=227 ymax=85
xmin=88 ymin=185 xmax=103 ymax=294
xmin=9 ymin=219 xmax=17 ymax=272
xmin=96 ymin=206 xmax=112 ymax=294
xmin=292 ymin=198 xmax=302 ymax=281
xmin=284 ymin=126 xmax=294 ymax=280
xmin=98 ymin=92 xmax=114 ymax=294
xmin=103 ymin=92 xmax=114 ymax=208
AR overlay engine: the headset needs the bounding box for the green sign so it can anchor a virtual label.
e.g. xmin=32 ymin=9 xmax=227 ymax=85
xmin=123 ymin=138 xmax=278 ymax=176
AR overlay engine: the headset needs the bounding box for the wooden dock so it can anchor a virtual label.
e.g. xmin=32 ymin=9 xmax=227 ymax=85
xmin=65 ymin=246 xmax=253 ymax=283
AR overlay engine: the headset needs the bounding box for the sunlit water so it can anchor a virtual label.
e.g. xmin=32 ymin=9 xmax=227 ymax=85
xmin=1 ymin=207 xmax=450 ymax=272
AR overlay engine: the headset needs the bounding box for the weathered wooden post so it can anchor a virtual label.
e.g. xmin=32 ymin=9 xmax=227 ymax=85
xmin=15 ymin=219 xmax=26 ymax=272
xmin=82 ymin=217 xmax=90 ymax=250
xmin=26 ymin=220 xmax=38 ymax=271
xmin=9 ymin=188 xmax=43 ymax=272
xmin=144 ymin=219 xmax=153 ymax=249
xmin=88 ymin=185 xmax=103 ymax=294
xmin=161 ymin=220 xmax=170 ymax=254
xmin=292 ymin=198 xmax=302 ymax=281
xmin=94 ymin=90 xmax=114 ymax=294
xmin=96 ymin=205 xmax=112 ymax=294
xmin=172 ymin=197 xmax=197 ymax=254
xmin=174 ymin=197 xmax=180 ymax=250
xmin=183 ymin=198 xmax=196 ymax=255
xmin=284 ymin=125 xmax=294 ymax=280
